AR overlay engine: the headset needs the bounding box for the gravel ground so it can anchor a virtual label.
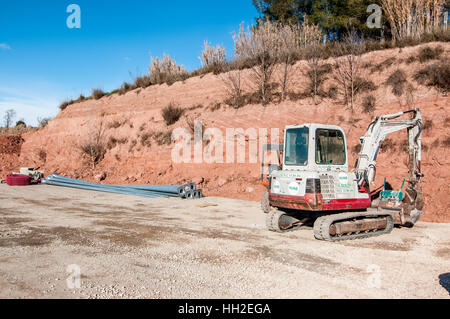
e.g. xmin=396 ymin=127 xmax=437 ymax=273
xmin=0 ymin=184 xmax=449 ymax=299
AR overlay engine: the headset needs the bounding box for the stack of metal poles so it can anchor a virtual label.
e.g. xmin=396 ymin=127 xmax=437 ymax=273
xmin=42 ymin=174 xmax=203 ymax=199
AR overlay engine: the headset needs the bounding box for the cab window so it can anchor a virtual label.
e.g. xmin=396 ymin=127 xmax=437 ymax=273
xmin=315 ymin=129 xmax=346 ymax=165
xmin=285 ymin=127 xmax=309 ymax=166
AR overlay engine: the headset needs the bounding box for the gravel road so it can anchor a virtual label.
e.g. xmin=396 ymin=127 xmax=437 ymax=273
xmin=0 ymin=184 xmax=448 ymax=299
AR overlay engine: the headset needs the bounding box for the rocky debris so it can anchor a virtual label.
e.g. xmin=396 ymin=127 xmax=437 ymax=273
xmin=94 ymin=172 xmax=107 ymax=182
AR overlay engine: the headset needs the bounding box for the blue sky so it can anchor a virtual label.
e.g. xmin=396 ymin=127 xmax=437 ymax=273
xmin=0 ymin=1 xmax=258 ymax=125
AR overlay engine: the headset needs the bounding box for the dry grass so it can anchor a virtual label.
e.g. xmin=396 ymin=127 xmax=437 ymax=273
xmin=161 ymin=103 xmax=184 ymax=126
xmin=140 ymin=132 xmax=153 ymax=147
xmin=140 ymin=130 xmax=173 ymax=147
xmin=107 ymin=120 xmax=126 ymax=129
xmin=149 ymin=54 xmax=189 ymax=86
xmin=153 ymin=130 xmax=173 ymax=146
xmin=107 ymin=136 xmax=128 ymax=150
xmin=199 ymin=41 xmax=227 ymax=75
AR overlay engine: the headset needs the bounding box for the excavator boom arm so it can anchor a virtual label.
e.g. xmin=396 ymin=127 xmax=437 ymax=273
xmin=355 ymin=109 xmax=423 ymax=189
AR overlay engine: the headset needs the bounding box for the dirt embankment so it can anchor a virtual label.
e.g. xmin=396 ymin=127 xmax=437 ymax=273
xmin=2 ymin=42 xmax=449 ymax=222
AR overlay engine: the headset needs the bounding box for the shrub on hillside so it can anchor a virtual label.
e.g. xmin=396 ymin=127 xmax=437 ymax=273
xmin=442 ymin=137 xmax=450 ymax=147
xmin=355 ymin=77 xmax=377 ymax=95
xmin=140 ymin=132 xmax=153 ymax=147
xmin=80 ymin=142 xmax=106 ymax=166
xmin=119 ymin=82 xmax=137 ymax=95
xmin=153 ymin=130 xmax=173 ymax=146
xmin=107 ymin=136 xmax=128 ymax=150
xmin=108 ymin=120 xmax=125 ymax=129
xmin=199 ymin=41 xmax=227 ymax=75
xmin=78 ymin=121 xmax=106 ymax=168
xmin=161 ymin=103 xmax=184 ymax=126
xmin=92 ymin=88 xmax=106 ymax=100
xmin=423 ymin=119 xmax=434 ymax=131
xmin=59 ymin=100 xmax=73 ymax=111
xmin=414 ymin=60 xmax=450 ymax=93
xmin=134 ymin=76 xmax=152 ymax=89
xmin=362 ymin=95 xmax=376 ymax=113
xmin=417 ymin=46 xmax=444 ymax=63
xmin=149 ymin=54 xmax=189 ymax=85
xmin=15 ymin=120 xmax=26 ymax=127
xmin=371 ymin=57 xmax=396 ymax=73
xmin=380 ymin=138 xmax=396 ymax=153
xmin=38 ymin=149 xmax=47 ymax=162
xmin=386 ymin=69 xmax=408 ymax=96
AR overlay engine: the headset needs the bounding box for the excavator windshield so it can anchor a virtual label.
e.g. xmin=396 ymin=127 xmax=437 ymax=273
xmin=315 ymin=129 xmax=346 ymax=165
xmin=285 ymin=127 xmax=309 ymax=166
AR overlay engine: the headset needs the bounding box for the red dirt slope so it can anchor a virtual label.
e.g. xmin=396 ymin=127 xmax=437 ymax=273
xmin=0 ymin=135 xmax=24 ymax=178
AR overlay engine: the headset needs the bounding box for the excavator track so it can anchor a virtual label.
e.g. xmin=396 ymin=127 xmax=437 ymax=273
xmin=267 ymin=209 xmax=301 ymax=233
xmin=313 ymin=211 xmax=394 ymax=242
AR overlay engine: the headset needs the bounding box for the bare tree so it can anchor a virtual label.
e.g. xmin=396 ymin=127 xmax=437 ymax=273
xmin=221 ymin=62 xmax=245 ymax=108
xmin=233 ymin=20 xmax=281 ymax=105
xmin=3 ymin=109 xmax=16 ymax=128
xmin=381 ymin=0 xmax=445 ymax=42
xmin=333 ymin=31 xmax=365 ymax=111
xmin=78 ymin=120 xmax=106 ymax=169
xmin=304 ymin=42 xmax=332 ymax=104
xmin=277 ymin=24 xmax=300 ymax=102
xmin=278 ymin=23 xmax=322 ymax=102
